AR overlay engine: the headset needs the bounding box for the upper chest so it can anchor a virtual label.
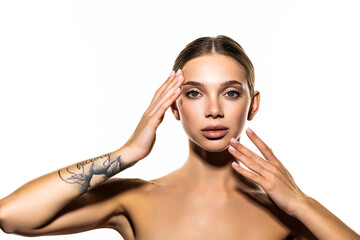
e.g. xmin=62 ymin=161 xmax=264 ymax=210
xmin=120 ymin=185 xmax=292 ymax=240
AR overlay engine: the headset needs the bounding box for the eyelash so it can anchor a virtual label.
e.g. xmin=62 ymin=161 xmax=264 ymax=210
xmin=185 ymin=90 xmax=240 ymax=99
xmin=225 ymin=90 xmax=240 ymax=98
xmin=186 ymin=90 xmax=201 ymax=98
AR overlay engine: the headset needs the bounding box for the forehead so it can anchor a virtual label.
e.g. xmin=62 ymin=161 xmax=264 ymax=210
xmin=181 ymin=54 xmax=247 ymax=86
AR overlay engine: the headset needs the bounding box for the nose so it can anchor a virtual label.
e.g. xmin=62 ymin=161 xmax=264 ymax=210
xmin=205 ymin=96 xmax=224 ymax=118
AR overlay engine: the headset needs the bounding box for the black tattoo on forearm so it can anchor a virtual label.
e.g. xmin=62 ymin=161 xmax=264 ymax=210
xmin=58 ymin=153 xmax=125 ymax=193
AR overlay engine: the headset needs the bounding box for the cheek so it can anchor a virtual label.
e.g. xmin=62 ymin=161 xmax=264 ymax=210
xmin=178 ymin=100 xmax=200 ymax=124
xmin=177 ymin=99 xmax=203 ymax=139
xmin=231 ymin=106 xmax=248 ymax=122
xmin=225 ymin=102 xmax=249 ymax=135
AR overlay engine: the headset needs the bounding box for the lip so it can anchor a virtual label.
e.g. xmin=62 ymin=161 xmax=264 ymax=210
xmin=201 ymin=125 xmax=229 ymax=139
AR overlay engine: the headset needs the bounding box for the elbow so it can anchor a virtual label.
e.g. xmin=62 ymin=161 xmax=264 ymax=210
xmin=0 ymin=225 xmax=14 ymax=235
xmin=0 ymin=200 xmax=15 ymax=234
xmin=0 ymin=199 xmax=33 ymax=235
xmin=0 ymin=199 xmax=43 ymax=236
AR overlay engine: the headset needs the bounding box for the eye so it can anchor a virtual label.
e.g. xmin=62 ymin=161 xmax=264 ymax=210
xmin=225 ymin=90 xmax=240 ymax=98
xmin=186 ymin=90 xmax=201 ymax=98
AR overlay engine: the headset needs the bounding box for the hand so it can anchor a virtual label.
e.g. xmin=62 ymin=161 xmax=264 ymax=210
xmin=229 ymin=128 xmax=306 ymax=216
xmin=122 ymin=69 xmax=184 ymax=163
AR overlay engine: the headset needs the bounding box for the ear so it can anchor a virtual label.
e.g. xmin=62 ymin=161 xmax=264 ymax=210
xmin=247 ymin=91 xmax=260 ymax=121
xmin=171 ymin=101 xmax=181 ymax=121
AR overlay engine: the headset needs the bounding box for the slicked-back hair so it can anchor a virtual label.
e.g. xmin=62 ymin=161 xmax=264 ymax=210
xmin=173 ymin=35 xmax=255 ymax=97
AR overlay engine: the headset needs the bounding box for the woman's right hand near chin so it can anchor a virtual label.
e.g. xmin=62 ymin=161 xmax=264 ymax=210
xmin=121 ymin=69 xmax=184 ymax=164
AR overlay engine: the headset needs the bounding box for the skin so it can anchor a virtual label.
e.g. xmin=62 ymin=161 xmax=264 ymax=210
xmin=0 ymin=54 xmax=359 ymax=240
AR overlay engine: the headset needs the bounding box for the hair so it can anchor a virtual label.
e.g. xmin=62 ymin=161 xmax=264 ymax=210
xmin=172 ymin=35 xmax=255 ymax=97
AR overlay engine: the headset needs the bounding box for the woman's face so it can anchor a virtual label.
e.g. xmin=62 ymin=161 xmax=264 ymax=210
xmin=172 ymin=54 xmax=259 ymax=152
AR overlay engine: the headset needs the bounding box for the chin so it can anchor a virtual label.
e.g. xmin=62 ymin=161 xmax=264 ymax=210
xmin=189 ymin=137 xmax=231 ymax=153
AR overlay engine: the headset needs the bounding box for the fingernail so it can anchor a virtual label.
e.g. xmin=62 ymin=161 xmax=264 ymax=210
xmin=174 ymin=88 xmax=180 ymax=94
xmin=169 ymin=70 xmax=175 ymax=77
xmin=246 ymin=127 xmax=254 ymax=134
xmin=175 ymin=69 xmax=181 ymax=76
xmin=177 ymin=75 xmax=183 ymax=82
xmin=232 ymin=161 xmax=240 ymax=168
xmin=230 ymin=138 xmax=238 ymax=145
xmin=228 ymin=146 xmax=236 ymax=153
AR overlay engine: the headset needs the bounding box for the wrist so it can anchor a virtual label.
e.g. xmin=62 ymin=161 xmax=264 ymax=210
xmin=112 ymin=146 xmax=140 ymax=168
xmin=291 ymin=194 xmax=315 ymax=219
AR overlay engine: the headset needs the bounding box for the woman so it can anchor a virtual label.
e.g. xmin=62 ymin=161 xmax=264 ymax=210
xmin=0 ymin=35 xmax=358 ymax=240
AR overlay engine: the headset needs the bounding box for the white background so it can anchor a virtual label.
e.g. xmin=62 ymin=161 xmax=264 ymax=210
xmin=0 ymin=0 xmax=359 ymax=239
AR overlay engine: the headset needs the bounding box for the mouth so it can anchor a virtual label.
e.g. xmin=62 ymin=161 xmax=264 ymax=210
xmin=201 ymin=125 xmax=229 ymax=140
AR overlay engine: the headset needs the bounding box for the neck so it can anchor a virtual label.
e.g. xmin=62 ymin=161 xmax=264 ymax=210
xmin=177 ymin=139 xmax=241 ymax=191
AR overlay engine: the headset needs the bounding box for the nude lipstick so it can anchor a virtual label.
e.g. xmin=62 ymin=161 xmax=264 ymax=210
xmin=201 ymin=125 xmax=229 ymax=139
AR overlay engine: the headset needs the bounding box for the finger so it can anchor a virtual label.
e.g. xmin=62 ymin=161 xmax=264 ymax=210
xmin=230 ymin=138 xmax=278 ymax=174
xmin=151 ymin=74 xmax=184 ymax=108
xmin=231 ymin=161 xmax=265 ymax=186
xmin=150 ymin=69 xmax=181 ymax=104
xmin=148 ymin=74 xmax=184 ymax=117
xmin=228 ymin=145 xmax=269 ymax=177
xmin=150 ymin=72 xmax=183 ymax=110
xmin=150 ymin=70 xmax=175 ymax=104
xmin=245 ymin=128 xmax=277 ymax=161
xmin=152 ymin=86 xmax=182 ymax=119
xmin=147 ymin=72 xmax=182 ymax=114
xmin=230 ymin=137 xmax=270 ymax=163
xmin=159 ymin=70 xmax=183 ymax=97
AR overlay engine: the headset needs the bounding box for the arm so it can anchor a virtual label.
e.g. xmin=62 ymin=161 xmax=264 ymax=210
xmin=0 ymin=149 xmax=131 ymax=235
xmin=229 ymin=128 xmax=360 ymax=240
xmin=0 ymin=69 xmax=184 ymax=236
xmin=294 ymin=196 xmax=359 ymax=240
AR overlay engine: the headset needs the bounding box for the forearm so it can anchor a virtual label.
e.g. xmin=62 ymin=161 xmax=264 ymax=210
xmin=0 ymin=146 xmax=134 ymax=233
xmin=295 ymin=196 xmax=359 ymax=240
xmin=0 ymin=70 xmax=184 ymax=235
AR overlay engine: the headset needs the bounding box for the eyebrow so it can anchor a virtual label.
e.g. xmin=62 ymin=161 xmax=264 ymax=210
xmin=182 ymin=80 xmax=243 ymax=87
xmin=221 ymin=80 xmax=243 ymax=88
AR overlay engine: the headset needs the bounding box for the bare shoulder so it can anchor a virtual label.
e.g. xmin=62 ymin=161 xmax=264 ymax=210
xmin=76 ymin=177 xmax=155 ymax=239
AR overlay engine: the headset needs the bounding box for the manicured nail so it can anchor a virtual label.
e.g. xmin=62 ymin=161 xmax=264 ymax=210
xmin=229 ymin=146 xmax=236 ymax=153
xmin=230 ymin=138 xmax=238 ymax=145
xmin=177 ymin=75 xmax=183 ymax=82
xmin=174 ymin=88 xmax=181 ymax=94
xmin=246 ymin=127 xmax=254 ymax=134
xmin=232 ymin=161 xmax=240 ymax=168
xmin=169 ymin=70 xmax=175 ymax=77
xmin=175 ymin=69 xmax=181 ymax=76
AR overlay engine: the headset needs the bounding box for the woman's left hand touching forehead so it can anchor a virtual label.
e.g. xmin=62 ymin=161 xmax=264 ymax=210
xmin=229 ymin=128 xmax=306 ymax=217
